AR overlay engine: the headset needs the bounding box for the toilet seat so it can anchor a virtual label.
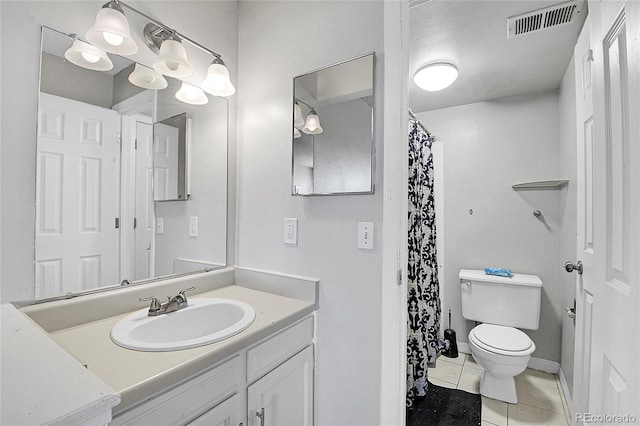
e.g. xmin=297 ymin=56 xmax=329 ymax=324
xmin=469 ymin=324 xmax=535 ymax=356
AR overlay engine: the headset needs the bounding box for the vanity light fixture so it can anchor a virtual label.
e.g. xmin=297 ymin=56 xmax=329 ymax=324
xmin=201 ymin=58 xmax=235 ymax=97
xmin=295 ymin=98 xmax=324 ymax=135
xmin=302 ymin=109 xmax=323 ymax=135
xmin=293 ymin=102 xmax=305 ymax=128
xmin=82 ymin=0 xmax=236 ymax=98
xmin=175 ymin=81 xmax=208 ymax=105
xmin=153 ymin=35 xmax=193 ymax=78
xmin=128 ymin=63 xmax=168 ymax=90
xmin=64 ymin=35 xmax=113 ymax=71
xmin=86 ymin=0 xmax=137 ymax=55
xmin=414 ymin=62 xmax=458 ymax=91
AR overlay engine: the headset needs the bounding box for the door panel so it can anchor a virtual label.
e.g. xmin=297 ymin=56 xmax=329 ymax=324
xmin=35 ymin=93 xmax=119 ymax=298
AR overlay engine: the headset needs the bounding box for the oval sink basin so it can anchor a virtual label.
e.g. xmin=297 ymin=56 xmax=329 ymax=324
xmin=111 ymin=298 xmax=256 ymax=352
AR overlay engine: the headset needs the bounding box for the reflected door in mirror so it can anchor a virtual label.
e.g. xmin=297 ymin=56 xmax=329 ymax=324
xmin=35 ymin=94 xmax=120 ymax=298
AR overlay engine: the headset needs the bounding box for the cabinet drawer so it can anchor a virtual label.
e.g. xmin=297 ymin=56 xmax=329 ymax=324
xmin=247 ymin=316 xmax=314 ymax=383
xmin=111 ymin=356 xmax=241 ymax=426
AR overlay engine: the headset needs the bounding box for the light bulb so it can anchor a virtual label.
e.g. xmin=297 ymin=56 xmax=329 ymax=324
xmin=81 ymin=51 xmax=101 ymax=63
xmin=166 ymin=61 xmax=180 ymax=72
xmin=103 ymin=32 xmax=124 ymax=46
xmin=414 ymin=63 xmax=458 ymax=91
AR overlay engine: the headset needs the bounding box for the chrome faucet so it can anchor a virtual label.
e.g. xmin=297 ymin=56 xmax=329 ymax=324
xmin=139 ymin=286 xmax=196 ymax=316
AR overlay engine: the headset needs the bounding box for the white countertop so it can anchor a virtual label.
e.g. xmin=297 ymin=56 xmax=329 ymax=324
xmin=47 ymin=285 xmax=315 ymax=413
xmin=1 ymin=303 xmax=120 ymax=426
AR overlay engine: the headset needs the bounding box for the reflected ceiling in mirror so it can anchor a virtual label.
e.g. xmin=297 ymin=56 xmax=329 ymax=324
xmin=292 ymin=52 xmax=375 ymax=196
xmin=34 ymin=27 xmax=227 ymax=302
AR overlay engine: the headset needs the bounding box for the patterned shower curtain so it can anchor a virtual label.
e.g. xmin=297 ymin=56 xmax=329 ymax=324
xmin=406 ymin=118 xmax=441 ymax=409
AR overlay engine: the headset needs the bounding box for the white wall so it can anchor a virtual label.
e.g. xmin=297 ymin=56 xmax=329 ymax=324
xmin=236 ymin=2 xmax=385 ymax=424
xmin=558 ymin=56 xmax=577 ymax=395
xmin=0 ymin=1 xmax=238 ymax=302
xmin=421 ymin=91 xmax=565 ymax=362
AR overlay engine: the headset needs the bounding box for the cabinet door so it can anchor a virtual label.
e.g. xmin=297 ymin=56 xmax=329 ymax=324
xmin=188 ymin=394 xmax=240 ymax=426
xmin=248 ymin=345 xmax=314 ymax=426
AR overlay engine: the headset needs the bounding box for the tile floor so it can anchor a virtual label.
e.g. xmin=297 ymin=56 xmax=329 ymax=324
xmin=428 ymin=353 xmax=571 ymax=426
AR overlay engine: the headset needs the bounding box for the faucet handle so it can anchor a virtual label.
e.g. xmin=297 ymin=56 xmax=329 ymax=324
xmin=179 ymin=286 xmax=196 ymax=296
xmin=139 ymin=296 xmax=161 ymax=312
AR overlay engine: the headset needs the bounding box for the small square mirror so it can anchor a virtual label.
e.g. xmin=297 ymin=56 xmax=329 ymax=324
xmin=292 ymin=52 xmax=375 ymax=195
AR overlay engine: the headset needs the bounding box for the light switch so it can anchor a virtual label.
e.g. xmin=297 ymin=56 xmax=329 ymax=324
xmin=157 ymin=217 xmax=164 ymax=234
xmin=189 ymin=216 xmax=198 ymax=237
xmin=358 ymin=222 xmax=374 ymax=250
xmin=284 ymin=218 xmax=298 ymax=245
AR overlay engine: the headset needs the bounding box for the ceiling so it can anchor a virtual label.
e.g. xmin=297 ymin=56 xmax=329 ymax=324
xmin=409 ymin=0 xmax=587 ymax=113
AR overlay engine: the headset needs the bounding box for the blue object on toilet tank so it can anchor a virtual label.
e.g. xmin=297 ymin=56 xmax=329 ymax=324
xmin=484 ymin=267 xmax=513 ymax=277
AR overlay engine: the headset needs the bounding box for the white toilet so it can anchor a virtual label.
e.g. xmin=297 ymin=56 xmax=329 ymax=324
xmin=459 ymin=269 xmax=542 ymax=404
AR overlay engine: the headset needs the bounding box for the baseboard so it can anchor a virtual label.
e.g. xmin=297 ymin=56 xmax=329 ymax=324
xmin=558 ymin=367 xmax=574 ymax=424
xmin=528 ymin=357 xmax=560 ymax=374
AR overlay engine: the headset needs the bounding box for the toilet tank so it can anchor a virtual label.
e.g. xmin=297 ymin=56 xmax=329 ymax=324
xmin=459 ymin=269 xmax=542 ymax=330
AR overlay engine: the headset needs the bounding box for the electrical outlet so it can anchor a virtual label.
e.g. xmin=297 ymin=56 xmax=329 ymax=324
xmin=156 ymin=217 xmax=164 ymax=234
xmin=358 ymin=222 xmax=374 ymax=250
xmin=189 ymin=216 xmax=198 ymax=237
xmin=284 ymin=218 xmax=298 ymax=245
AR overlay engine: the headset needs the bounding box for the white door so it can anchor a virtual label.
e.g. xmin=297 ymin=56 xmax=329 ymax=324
xmin=247 ymin=345 xmax=314 ymax=426
xmin=573 ymin=1 xmax=640 ymax=423
xmin=35 ymin=93 xmax=120 ymax=298
xmin=572 ymin=13 xmax=596 ymax=418
xmin=134 ymin=121 xmax=154 ymax=280
xmin=153 ymin=122 xmax=179 ymax=201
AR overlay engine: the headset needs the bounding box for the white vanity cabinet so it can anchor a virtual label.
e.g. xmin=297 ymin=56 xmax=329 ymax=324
xmin=110 ymin=316 xmax=315 ymax=426
xmin=247 ymin=345 xmax=314 ymax=426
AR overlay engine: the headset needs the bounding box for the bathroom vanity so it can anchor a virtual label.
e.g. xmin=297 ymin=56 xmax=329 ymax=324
xmin=7 ymin=267 xmax=318 ymax=425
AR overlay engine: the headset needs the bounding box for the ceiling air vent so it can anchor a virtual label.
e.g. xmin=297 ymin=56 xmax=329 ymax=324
xmin=507 ymin=1 xmax=585 ymax=39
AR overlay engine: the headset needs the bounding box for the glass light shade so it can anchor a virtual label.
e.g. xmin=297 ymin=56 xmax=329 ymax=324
xmin=64 ymin=39 xmax=113 ymax=71
xmin=414 ymin=63 xmax=458 ymax=91
xmin=128 ymin=64 xmax=168 ymax=90
xmin=86 ymin=7 xmax=138 ymax=55
xmin=175 ymin=82 xmax=208 ymax=105
xmin=201 ymin=62 xmax=235 ymax=96
xmin=293 ymin=103 xmax=305 ymax=128
xmin=153 ymin=39 xmax=193 ymax=78
xmin=293 ymin=127 xmax=301 ymax=139
xmin=302 ymin=111 xmax=323 ymax=135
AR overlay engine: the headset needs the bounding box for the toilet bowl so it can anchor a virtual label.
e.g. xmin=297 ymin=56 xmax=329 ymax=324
xmin=468 ymin=323 xmax=536 ymax=403
xmin=459 ymin=269 xmax=542 ymax=404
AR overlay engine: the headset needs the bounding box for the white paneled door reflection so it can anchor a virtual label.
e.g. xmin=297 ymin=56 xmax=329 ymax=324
xmin=35 ymin=93 xmax=119 ymax=298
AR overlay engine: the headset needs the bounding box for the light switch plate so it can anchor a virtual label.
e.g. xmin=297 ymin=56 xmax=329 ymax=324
xmin=157 ymin=217 xmax=164 ymax=234
xmin=358 ymin=222 xmax=374 ymax=250
xmin=189 ymin=216 xmax=198 ymax=237
xmin=284 ymin=218 xmax=298 ymax=245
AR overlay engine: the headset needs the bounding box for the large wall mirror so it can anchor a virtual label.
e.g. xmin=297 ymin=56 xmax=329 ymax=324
xmin=34 ymin=27 xmax=227 ymax=301
xmin=292 ymin=52 xmax=375 ymax=195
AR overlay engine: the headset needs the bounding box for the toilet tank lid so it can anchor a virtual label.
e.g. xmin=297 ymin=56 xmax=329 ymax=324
xmin=459 ymin=269 xmax=542 ymax=287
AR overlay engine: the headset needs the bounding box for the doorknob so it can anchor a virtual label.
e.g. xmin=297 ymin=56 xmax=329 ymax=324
xmin=564 ymin=260 xmax=583 ymax=275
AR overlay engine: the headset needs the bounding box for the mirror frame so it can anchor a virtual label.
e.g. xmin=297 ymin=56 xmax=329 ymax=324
xmin=291 ymin=52 xmax=376 ymax=196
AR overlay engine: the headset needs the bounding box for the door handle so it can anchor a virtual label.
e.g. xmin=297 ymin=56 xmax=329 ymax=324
xmin=564 ymin=260 xmax=583 ymax=275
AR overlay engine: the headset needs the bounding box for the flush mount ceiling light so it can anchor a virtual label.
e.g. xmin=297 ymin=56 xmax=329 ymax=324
xmin=86 ymin=0 xmax=138 ymax=55
xmin=128 ymin=63 xmax=168 ymax=90
xmin=201 ymin=57 xmax=235 ymax=97
xmin=64 ymin=36 xmax=113 ymax=71
xmin=175 ymin=81 xmax=208 ymax=105
xmin=414 ymin=62 xmax=458 ymax=91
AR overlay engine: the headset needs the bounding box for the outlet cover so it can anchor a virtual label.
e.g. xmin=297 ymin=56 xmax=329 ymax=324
xmin=358 ymin=222 xmax=374 ymax=250
xmin=284 ymin=218 xmax=298 ymax=245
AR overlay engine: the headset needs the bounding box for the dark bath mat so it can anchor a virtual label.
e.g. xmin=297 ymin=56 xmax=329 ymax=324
xmin=406 ymin=381 xmax=481 ymax=426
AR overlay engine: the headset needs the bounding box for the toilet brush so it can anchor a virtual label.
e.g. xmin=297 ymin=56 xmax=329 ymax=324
xmin=442 ymin=309 xmax=459 ymax=358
